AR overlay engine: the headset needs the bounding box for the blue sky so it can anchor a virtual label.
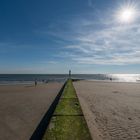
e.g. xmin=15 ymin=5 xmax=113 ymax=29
xmin=0 ymin=0 xmax=140 ymax=74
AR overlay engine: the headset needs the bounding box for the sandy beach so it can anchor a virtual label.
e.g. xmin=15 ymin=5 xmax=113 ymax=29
xmin=74 ymin=80 xmax=140 ymax=140
xmin=0 ymin=82 xmax=63 ymax=140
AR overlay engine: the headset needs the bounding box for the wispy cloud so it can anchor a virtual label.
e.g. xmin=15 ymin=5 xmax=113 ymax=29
xmin=67 ymin=20 xmax=140 ymax=64
xmin=48 ymin=5 xmax=140 ymax=65
xmin=37 ymin=1 xmax=140 ymax=66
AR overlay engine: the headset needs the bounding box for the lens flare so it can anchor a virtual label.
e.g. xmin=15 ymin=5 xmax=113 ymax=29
xmin=119 ymin=8 xmax=135 ymax=23
xmin=116 ymin=2 xmax=138 ymax=24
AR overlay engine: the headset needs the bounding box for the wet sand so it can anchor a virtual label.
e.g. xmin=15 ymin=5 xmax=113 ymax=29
xmin=74 ymin=81 xmax=140 ymax=140
xmin=0 ymin=83 xmax=63 ymax=140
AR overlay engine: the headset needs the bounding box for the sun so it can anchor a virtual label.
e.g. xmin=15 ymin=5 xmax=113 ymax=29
xmin=119 ymin=8 xmax=135 ymax=23
xmin=116 ymin=3 xmax=137 ymax=24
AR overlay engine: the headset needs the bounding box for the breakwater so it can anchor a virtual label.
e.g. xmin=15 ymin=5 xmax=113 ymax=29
xmin=42 ymin=79 xmax=92 ymax=140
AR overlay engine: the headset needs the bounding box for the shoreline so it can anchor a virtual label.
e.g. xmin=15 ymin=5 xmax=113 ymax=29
xmin=0 ymin=81 xmax=64 ymax=86
xmin=84 ymin=79 xmax=140 ymax=84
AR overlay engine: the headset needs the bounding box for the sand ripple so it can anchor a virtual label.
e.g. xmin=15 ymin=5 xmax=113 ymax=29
xmin=74 ymin=81 xmax=140 ymax=140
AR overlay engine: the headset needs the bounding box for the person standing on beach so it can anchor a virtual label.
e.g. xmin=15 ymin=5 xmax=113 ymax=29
xmin=35 ymin=79 xmax=37 ymax=87
xmin=69 ymin=70 xmax=71 ymax=78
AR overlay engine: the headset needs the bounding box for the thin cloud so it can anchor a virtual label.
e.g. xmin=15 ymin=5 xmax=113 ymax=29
xmin=41 ymin=3 xmax=140 ymax=66
xmin=63 ymin=10 xmax=140 ymax=65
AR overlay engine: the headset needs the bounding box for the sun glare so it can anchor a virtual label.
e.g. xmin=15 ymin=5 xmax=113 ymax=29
xmin=120 ymin=8 xmax=135 ymax=22
xmin=116 ymin=2 xmax=137 ymax=24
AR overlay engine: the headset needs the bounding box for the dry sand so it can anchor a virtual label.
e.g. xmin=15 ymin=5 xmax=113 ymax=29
xmin=74 ymin=80 xmax=140 ymax=140
xmin=0 ymin=82 xmax=63 ymax=140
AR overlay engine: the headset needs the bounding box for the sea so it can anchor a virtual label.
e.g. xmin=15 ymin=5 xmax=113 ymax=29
xmin=0 ymin=74 xmax=140 ymax=85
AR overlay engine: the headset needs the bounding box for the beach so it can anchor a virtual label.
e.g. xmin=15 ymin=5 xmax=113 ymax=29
xmin=74 ymin=80 xmax=140 ymax=140
xmin=0 ymin=82 xmax=63 ymax=140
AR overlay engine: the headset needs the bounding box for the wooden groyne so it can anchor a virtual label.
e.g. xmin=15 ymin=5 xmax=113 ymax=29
xmin=42 ymin=79 xmax=92 ymax=140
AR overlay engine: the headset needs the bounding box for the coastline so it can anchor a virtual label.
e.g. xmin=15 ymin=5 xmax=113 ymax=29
xmin=1 ymin=80 xmax=140 ymax=140
xmin=0 ymin=81 xmax=64 ymax=86
xmin=84 ymin=79 xmax=140 ymax=84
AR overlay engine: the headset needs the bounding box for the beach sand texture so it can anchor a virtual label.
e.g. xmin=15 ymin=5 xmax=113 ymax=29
xmin=0 ymin=83 xmax=63 ymax=140
xmin=74 ymin=81 xmax=140 ymax=140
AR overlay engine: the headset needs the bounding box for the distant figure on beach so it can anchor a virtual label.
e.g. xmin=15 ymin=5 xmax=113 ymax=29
xmin=110 ymin=78 xmax=112 ymax=81
xmin=35 ymin=79 xmax=37 ymax=87
xmin=69 ymin=70 xmax=71 ymax=78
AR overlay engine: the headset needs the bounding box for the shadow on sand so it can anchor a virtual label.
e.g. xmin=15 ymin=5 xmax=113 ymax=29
xmin=30 ymin=82 xmax=66 ymax=140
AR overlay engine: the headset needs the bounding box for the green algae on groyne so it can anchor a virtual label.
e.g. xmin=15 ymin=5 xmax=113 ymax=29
xmin=42 ymin=79 xmax=92 ymax=140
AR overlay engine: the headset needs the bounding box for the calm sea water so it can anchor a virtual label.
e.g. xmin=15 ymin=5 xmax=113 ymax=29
xmin=0 ymin=74 xmax=67 ymax=85
xmin=0 ymin=74 xmax=140 ymax=85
